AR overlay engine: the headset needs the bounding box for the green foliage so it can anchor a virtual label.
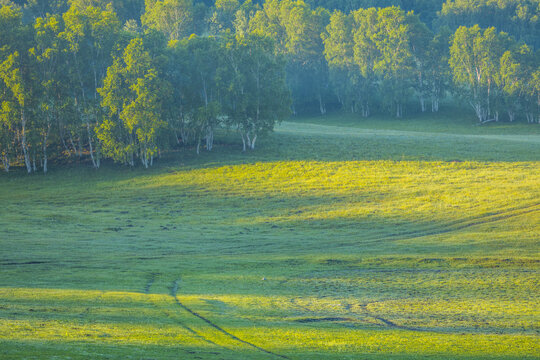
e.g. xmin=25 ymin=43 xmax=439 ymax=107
xmin=142 ymin=0 xmax=194 ymax=40
xmin=249 ymin=0 xmax=330 ymax=114
xmin=219 ymin=33 xmax=290 ymax=150
xmin=438 ymin=0 xmax=540 ymax=49
xmin=449 ymin=25 xmax=520 ymax=123
xmin=0 ymin=0 xmax=539 ymax=173
xmin=98 ymin=37 xmax=171 ymax=167
xmin=325 ymin=7 xmax=426 ymax=117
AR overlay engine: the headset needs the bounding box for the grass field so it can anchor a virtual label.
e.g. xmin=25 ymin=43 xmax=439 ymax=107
xmin=1 ymin=113 xmax=539 ymax=359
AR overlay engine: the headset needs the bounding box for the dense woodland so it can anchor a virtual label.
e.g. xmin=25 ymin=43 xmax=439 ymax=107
xmin=0 ymin=0 xmax=539 ymax=173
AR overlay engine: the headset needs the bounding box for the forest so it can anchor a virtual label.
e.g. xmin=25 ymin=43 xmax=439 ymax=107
xmin=0 ymin=0 xmax=539 ymax=174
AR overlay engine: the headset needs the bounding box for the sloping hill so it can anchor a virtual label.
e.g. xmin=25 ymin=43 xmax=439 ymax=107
xmin=1 ymin=118 xmax=539 ymax=359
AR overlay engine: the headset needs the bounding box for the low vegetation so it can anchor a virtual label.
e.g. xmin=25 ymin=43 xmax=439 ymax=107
xmin=1 ymin=116 xmax=538 ymax=358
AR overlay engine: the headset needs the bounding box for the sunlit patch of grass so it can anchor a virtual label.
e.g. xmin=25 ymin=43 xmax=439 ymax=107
xmin=0 ymin=116 xmax=538 ymax=358
xmin=1 ymin=288 xmax=538 ymax=358
xmin=123 ymin=160 xmax=539 ymax=227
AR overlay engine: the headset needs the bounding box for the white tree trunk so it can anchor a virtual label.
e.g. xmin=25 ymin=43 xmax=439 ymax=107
xmin=68 ymin=133 xmax=78 ymax=156
xmin=78 ymin=134 xmax=83 ymax=157
xmin=241 ymin=133 xmax=246 ymax=152
xmin=470 ymin=101 xmax=488 ymax=123
xmin=86 ymin=120 xmax=98 ymax=168
xmin=250 ymin=134 xmax=257 ymax=150
xmin=20 ymin=111 xmax=32 ymax=174
xmin=42 ymin=133 xmax=48 ymax=174
xmin=318 ymin=93 xmax=326 ymax=115
xmin=396 ymin=103 xmax=403 ymax=118
xmin=432 ymin=97 xmax=439 ymax=112
xmin=141 ymin=146 xmax=148 ymax=168
xmin=1 ymin=154 xmax=9 ymax=172
xmin=180 ymin=128 xmax=189 ymax=145
xmin=42 ymin=119 xmax=51 ymax=174
xmin=507 ymin=110 xmax=515 ymax=122
xmin=205 ymin=126 xmax=214 ymax=151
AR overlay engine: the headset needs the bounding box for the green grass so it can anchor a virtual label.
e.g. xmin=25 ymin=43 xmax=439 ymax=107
xmin=1 ymin=113 xmax=539 ymax=359
xmin=292 ymin=108 xmax=540 ymax=135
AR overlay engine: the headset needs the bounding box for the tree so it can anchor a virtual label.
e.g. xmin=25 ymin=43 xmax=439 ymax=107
xmin=208 ymin=0 xmax=240 ymax=34
xmin=219 ymin=33 xmax=290 ymax=151
xmin=142 ymin=0 xmax=194 ymax=40
xmin=323 ymin=10 xmax=358 ymax=113
xmin=0 ymin=4 xmax=36 ymax=173
xmin=373 ymin=7 xmax=417 ymax=118
xmin=438 ymin=0 xmax=540 ymax=49
xmin=0 ymin=3 xmax=23 ymax=172
xmin=499 ymin=45 xmax=540 ymax=123
xmin=449 ymin=25 xmax=513 ymax=123
xmin=424 ymin=26 xmax=451 ymax=112
xmin=60 ymin=1 xmax=121 ymax=167
xmin=171 ymin=35 xmax=222 ymax=153
xmin=98 ymin=37 xmax=171 ymax=167
xmin=407 ymin=11 xmax=432 ymax=112
xmin=30 ymin=13 xmax=66 ymax=173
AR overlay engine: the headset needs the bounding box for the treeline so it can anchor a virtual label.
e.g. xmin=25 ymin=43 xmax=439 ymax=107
xmin=0 ymin=0 xmax=539 ymax=174
xmin=324 ymin=8 xmax=539 ymax=120
xmin=0 ymin=1 xmax=290 ymax=173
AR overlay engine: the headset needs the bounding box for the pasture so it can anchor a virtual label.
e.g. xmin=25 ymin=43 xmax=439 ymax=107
xmin=1 ymin=114 xmax=539 ymax=359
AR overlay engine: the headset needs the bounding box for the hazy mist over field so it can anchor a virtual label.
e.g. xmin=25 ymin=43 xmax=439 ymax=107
xmin=1 ymin=0 xmax=539 ymax=359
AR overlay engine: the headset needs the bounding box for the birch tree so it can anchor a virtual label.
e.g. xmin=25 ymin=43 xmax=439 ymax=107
xmin=30 ymin=13 xmax=66 ymax=174
xmin=178 ymin=35 xmax=222 ymax=153
xmin=220 ymin=33 xmax=290 ymax=151
xmin=142 ymin=0 xmax=194 ymax=40
xmin=322 ymin=10 xmax=357 ymax=112
xmin=60 ymin=1 xmax=120 ymax=168
xmin=350 ymin=8 xmax=382 ymax=117
xmin=449 ymin=25 xmax=512 ymax=123
xmin=98 ymin=37 xmax=171 ymax=167
xmin=499 ymin=45 xmax=540 ymax=123
xmin=0 ymin=4 xmax=36 ymax=173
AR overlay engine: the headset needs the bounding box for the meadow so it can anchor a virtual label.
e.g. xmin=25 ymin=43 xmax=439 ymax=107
xmin=0 ymin=112 xmax=539 ymax=359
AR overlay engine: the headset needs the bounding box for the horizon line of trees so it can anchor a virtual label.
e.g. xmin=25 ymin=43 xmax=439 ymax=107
xmin=1 ymin=0 xmax=539 ymax=174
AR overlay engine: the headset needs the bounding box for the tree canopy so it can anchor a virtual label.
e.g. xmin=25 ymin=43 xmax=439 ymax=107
xmin=0 ymin=0 xmax=538 ymax=173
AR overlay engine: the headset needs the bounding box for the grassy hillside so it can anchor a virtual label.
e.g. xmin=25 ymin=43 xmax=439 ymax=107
xmin=1 ymin=115 xmax=539 ymax=359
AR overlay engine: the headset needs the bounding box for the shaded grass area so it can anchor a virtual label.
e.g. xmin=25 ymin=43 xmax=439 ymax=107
xmin=291 ymin=108 xmax=540 ymax=136
xmin=0 ymin=116 xmax=539 ymax=358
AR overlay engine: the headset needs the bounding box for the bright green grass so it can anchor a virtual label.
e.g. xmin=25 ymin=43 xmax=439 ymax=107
xmin=0 ymin=115 xmax=539 ymax=359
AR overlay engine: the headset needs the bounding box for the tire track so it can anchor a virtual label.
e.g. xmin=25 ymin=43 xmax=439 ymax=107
xmin=371 ymin=315 xmax=426 ymax=332
xmin=170 ymin=280 xmax=289 ymax=359
xmin=355 ymin=303 xmax=428 ymax=332
xmin=141 ymin=273 xmax=221 ymax=348
xmin=341 ymin=202 xmax=540 ymax=247
xmin=219 ymin=203 xmax=539 ymax=254
xmin=291 ymin=298 xmax=427 ymax=333
xmin=291 ymin=295 xmax=458 ymax=334
xmin=142 ymin=272 xmax=160 ymax=294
